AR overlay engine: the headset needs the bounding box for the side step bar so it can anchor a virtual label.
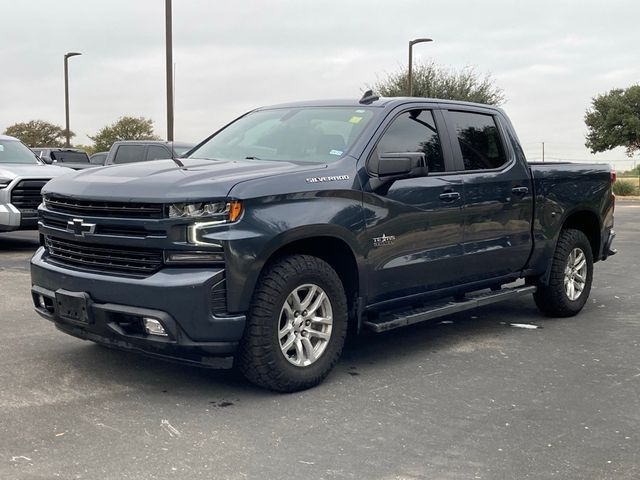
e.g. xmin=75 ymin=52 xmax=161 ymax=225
xmin=363 ymin=285 xmax=537 ymax=333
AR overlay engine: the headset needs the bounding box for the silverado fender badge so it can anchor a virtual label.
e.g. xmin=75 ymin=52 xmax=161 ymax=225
xmin=305 ymin=175 xmax=350 ymax=183
xmin=67 ymin=218 xmax=96 ymax=237
xmin=373 ymin=233 xmax=396 ymax=248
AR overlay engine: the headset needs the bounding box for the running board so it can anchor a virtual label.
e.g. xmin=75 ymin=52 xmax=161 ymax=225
xmin=363 ymin=285 xmax=537 ymax=333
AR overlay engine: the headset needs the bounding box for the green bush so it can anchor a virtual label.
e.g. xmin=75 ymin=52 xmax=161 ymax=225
xmin=613 ymin=180 xmax=638 ymax=196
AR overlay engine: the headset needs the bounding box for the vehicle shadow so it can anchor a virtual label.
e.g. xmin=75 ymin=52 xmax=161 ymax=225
xmin=48 ymin=296 xmax=547 ymax=401
xmin=342 ymin=299 xmax=543 ymax=366
xmin=0 ymin=231 xmax=40 ymax=252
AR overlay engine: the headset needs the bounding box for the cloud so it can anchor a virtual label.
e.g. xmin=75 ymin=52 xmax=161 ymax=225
xmin=1 ymin=0 xmax=639 ymax=171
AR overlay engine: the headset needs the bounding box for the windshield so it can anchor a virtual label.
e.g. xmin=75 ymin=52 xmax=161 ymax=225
xmin=0 ymin=139 xmax=39 ymax=164
xmin=173 ymin=145 xmax=192 ymax=156
xmin=188 ymin=107 xmax=375 ymax=163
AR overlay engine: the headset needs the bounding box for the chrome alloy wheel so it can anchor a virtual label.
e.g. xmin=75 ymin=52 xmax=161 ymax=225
xmin=564 ymin=247 xmax=587 ymax=301
xmin=278 ymin=284 xmax=333 ymax=367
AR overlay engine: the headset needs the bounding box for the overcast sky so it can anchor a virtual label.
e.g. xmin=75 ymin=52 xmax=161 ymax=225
xmin=2 ymin=0 xmax=639 ymax=170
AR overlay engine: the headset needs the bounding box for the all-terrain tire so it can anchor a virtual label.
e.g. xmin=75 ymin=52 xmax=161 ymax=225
xmin=533 ymin=228 xmax=594 ymax=317
xmin=238 ymin=254 xmax=348 ymax=392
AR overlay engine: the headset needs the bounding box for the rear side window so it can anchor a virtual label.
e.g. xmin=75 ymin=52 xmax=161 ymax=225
xmin=113 ymin=145 xmax=145 ymax=164
xmin=448 ymin=111 xmax=507 ymax=170
xmin=146 ymin=145 xmax=170 ymax=161
xmin=376 ymin=110 xmax=444 ymax=173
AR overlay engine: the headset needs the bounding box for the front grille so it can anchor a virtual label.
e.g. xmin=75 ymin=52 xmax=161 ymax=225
xmin=39 ymin=214 xmax=163 ymax=238
xmin=44 ymin=235 xmax=163 ymax=275
xmin=45 ymin=195 xmax=164 ymax=219
xmin=11 ymin=180 xmax=48 ymax=213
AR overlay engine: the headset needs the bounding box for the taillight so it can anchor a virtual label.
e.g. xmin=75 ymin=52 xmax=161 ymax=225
xmin=610 ymin=170 xmax=616 ymax=213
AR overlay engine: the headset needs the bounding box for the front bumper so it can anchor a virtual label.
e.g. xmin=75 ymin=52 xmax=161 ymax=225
xmin=30 ymin=248 xmax=246 ymax=367
xmin=0 ymin=202 xmax=33 ymax=231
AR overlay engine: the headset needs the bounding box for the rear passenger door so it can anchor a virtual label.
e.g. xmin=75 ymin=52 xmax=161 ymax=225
xmin=443 ymin=108 xmax=533 ymax=282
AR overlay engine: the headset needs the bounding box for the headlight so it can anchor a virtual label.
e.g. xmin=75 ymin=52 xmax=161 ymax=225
xmin=0 ymin=178 xmax=11 ymax=189
xmin=168 ymin=200 xmax=243 ymax=222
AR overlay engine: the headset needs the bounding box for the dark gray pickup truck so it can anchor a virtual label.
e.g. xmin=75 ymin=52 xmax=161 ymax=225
xmin=30 ymin=96 xmax=616 ymax=391
xmin=32 ymin=148 xmax=95 ymax=170
xmin=101 ymin=140 xmax=195 ymax=166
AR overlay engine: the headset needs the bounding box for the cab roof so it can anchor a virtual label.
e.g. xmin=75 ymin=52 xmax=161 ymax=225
xmin=256 ymin=97 xmax=502 ymax=112
xmin=0 ymin=134 xmax=19 ymax=141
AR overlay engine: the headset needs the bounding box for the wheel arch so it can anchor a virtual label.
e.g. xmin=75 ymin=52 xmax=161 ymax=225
xmin=262 ymin=235 xmax=361 ymax=323
xmin=535 ymin=208 xmax=601 ymax=286
xmin=561 ymin=208 xmax=601 ymax=260
xmin=232 ymin=225 xmax=365 ymax=326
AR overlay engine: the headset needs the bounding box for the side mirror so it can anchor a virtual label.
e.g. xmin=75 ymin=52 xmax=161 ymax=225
xmin=368 ymin=151 xmax=427 ymax=192
xmin=376 ymin=152 xmax=427 ymax=177
xmin=370 ymin=151 xmax=427 ymax=177
xmin=41 ymin=156 xmax=53 ymax=165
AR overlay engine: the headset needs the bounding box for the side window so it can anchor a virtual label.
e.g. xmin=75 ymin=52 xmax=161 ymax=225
xmin=113 ymin=145 xmax=145 ymax=164
xmin=377 ymin=110 xmax=445 ymax=173
xmin=146 ymin=146 xmax=170 ymax=161
xmin=448 ymin=111 xmax=507 ymax=170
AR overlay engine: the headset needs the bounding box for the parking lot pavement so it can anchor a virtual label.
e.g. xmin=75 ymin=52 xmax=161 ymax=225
xmin=0 ymin=203 xmax=638 ymax=480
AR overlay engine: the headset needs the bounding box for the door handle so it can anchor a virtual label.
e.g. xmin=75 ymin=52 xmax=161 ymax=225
xmin=439 ymin=191 xmax=461 ymax=202
xmin=511 ymin=186 xmax=529 ymax=195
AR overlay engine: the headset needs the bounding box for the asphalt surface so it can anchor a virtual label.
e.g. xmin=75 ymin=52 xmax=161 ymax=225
xmin=0 ymin=202 xmax=638 ymax=480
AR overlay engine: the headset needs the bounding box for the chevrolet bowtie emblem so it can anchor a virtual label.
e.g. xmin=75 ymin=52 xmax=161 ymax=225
xmin=67 ymin=218 xmax=96 ymax=237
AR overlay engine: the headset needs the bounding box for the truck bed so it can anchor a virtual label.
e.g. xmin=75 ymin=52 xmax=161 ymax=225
xmin=526 ymin=161 xmax=615 ymax=274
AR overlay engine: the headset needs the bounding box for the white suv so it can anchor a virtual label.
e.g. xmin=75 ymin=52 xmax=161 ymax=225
xmin=0 ymin=135 xmax=73 ymax=232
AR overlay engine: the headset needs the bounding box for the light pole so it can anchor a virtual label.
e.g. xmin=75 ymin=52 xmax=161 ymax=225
xmin=408 ymin=38 xmax=432 ymax=96
xmin=64 ymin=52 xmax=82 ymax=147
xmin=165 ymin=0 xmax=174 ymax=142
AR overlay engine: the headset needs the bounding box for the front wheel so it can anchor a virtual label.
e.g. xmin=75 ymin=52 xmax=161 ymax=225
xmin=238 ymin=254 xmax=348 ymax=392
xmin=533 ymin=228 xmax=594 ymax=317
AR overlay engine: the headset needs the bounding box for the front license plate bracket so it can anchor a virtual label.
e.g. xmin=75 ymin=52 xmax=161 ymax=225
xmin=55 ymin=290 xmax=92 ymax=324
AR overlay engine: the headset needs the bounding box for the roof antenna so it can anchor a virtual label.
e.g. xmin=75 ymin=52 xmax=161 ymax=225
xmin=359 ymin=89 xmax=380 ymax=104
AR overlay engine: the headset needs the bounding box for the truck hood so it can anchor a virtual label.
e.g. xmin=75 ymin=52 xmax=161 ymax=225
xmin=42 ymin=158 xmax=325 ymax=202
xmin=0 ymin=163 xmax=73 ymax=180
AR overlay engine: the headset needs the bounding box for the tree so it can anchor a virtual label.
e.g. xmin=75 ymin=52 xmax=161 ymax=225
xmin=3 ymin=120 xmax=73 ymax=147
xmin=624 ymin=164 xmax=640 ymax=176
xmin=585 ymin=85 xmax=640 ymax=157
xmin=89 ymin=116 xmax=160 ymax=152
xmin=369 ymin=61 xmax=505 ymax=105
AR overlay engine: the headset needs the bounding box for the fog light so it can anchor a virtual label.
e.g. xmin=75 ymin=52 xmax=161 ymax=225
xmin=164 ymin=251 xmax=224 ymax=264
xmin=38 ymin=294 xmax=47 ymax=309
xmin=143 ymin=317 xmax=168 ymax=336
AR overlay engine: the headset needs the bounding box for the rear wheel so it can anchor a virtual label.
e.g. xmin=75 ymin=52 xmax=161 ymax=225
xmin=533 ymin=228 xmax=593 ymax=317
xmin=238 ymin=254 xmax=348 ymax=392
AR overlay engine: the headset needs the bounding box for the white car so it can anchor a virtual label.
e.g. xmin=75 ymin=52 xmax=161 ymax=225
xmin=0 ymin=135 xmax=73 ymax=232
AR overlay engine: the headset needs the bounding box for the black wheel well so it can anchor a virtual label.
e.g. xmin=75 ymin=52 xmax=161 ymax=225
xmin=563 ymin=210 xmax=600 ymax=258
xmin=265 ymin=237 xmax=359 ymax=320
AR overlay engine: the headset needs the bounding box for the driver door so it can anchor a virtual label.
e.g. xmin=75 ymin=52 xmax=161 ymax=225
xmin=363 ymin=107 xmax=466 ymax=304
